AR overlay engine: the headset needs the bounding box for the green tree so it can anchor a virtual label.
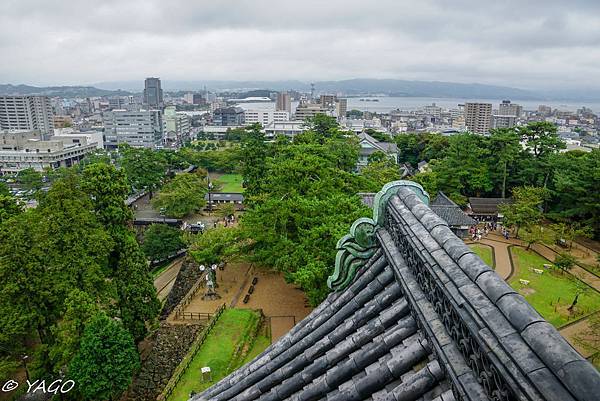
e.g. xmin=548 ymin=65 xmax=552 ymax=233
xmin=550 ymin=149 xmax=600 ymax=237
xmin=81 ymin=162 xmax=160 ymax=341
xmin=303 ymin=114 xmax=340 ymax=138
xmin=239 ymin=129 xmax=368 ymax=305
xmin=151 ymin=172 xmax=207 ymax=218
xmin=190 ymin=226 xmax=245 ymax=266
xmin=17 ymin=168 xmax=43 ymax=196
xmin=554 ymin=252 xmax=577 ymax=272
xmin=240 ymin=123 xmax=268 ymax=200
xmin=141 ymin=224 xmax=185 ymax=261
xmin=428 ymin=133 xmax=492 ymax=204
xmin=517 ymin=122 xmax=565 ymax=188
xmin=119 ymin=144 xmax=166 ymax=196
xmin=0 ymin=193 xmax=21 ymax=223
xmin=216 ymin=203 xmax=236 ymax=220
xmin=49 ymin=290 xmax=99 ymax=369
xmin=520 ymin=225 xmax=551 ymax=251
xmin=68 ymin=313 xmax=139 ymax=401
xmin=499 ymin=186 xmax=547 ymax=237
xmin=113 ymin=235 xmax=161 ymax=341
xmin=395 ymin=133 xmax=421 ymax=166
xmin=550 ymin=221 xmax=593 ymax=250
xmin=360 ymin=154 xmax=401 ymax=192
xmin=488 ymin=128 xmax=521 ymax=198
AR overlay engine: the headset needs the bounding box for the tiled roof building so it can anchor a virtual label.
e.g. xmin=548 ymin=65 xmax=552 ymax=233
xmin=430 ymin=192 xmax=476 ymax=238
xmin=194 ymin=181 xmax=600 ymax=401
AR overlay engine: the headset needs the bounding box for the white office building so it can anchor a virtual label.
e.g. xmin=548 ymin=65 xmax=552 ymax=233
xmin=263 ymin=121 xmax=306 ymax=138
xmin=244 ymin=110 xmax=290 ymax=126
xmin=103 ymin=109 xmax=163 ymax=149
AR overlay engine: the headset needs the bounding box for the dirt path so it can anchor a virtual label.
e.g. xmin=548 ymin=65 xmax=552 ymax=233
xmin=154 ymin=258 xmax=184 ymax=301
xmin=559 ymin=316 xmax=596 ymax=358
xmin=474 ymin=233 xmax=600 ymax=292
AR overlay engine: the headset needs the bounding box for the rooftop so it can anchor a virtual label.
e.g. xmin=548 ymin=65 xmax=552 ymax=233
xmin=196 ymin=181 xmax=600 ymax=401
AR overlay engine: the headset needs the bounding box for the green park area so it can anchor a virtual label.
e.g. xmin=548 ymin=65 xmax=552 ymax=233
xmin=469 ymin=244 xmax=494 ymax=268
xmin=215 ymin=173 xmax=244 ymax=193
xmin=168 ymin=309 xmax=269 ymax=401
xmin=509 ymin=247 xmax=600 ymax=327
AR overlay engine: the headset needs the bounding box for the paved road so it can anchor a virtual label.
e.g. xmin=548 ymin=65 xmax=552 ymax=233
xmin=477 ymin=239 xmax=512 ymax=280
xmin=154 ymin=258 xmax=184 ymax=301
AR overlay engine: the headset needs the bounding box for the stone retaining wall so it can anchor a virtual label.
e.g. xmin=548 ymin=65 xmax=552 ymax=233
xmin=125 ymin=323 xmax=202 ymax=401
xmin=161 ymin=258 xmax=202 ymax=319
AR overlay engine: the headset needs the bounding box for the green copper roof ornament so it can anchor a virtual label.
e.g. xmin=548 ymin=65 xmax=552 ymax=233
xmin=372 ymin=180 xmax=429 ymax=226
xmin=327 ymin=217 xmax=378 ymax=291
xmin=328 ymin=180 xmax=429 ymax=291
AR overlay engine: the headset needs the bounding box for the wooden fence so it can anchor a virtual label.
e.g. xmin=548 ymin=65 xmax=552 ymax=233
xmin=157 ymin=303 xmax=226 ymax=401
xmin=177 ymin=312 xmax=213 ymax=321
xmin=171 ymin=272 xmax=207 ymax=320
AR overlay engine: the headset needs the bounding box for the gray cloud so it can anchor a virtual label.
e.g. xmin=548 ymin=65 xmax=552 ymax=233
xmin=1 ymin=0 xmax=599 ymax=89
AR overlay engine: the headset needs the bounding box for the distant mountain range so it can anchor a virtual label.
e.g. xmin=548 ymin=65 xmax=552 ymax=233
xmin=92 ymin=79 xmax=600 ymax=101
xmin=0 ymin=84 xmax=131 ymax=97
xmin=2 ymin=79 xmax=599 ymax=101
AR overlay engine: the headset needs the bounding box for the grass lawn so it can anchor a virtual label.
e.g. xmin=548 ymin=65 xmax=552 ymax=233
xmin=240 ymin=334 xmax=271 ymax=367
xmin=469 ymin=244 xmax=494 ymax=268
xmin=509 ymin=247 xmax=600 ymax=327
xmin=215 ymin=174 xmax=244 ymax=193
xmin=167 ymin=309 xmax=264 ymax=401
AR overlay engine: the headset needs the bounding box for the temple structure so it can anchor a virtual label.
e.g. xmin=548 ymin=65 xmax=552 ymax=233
xmin=193 ymin=181 xmax=600 ymax=401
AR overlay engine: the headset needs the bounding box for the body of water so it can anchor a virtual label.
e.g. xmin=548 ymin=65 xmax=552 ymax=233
xmin=234 ymin=97 xmax=600 ymax=114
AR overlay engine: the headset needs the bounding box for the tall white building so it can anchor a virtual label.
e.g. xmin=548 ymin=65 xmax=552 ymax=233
xmin=0 ymin=95 xmax=54 ymax=136
xmin=244 ymin=110 xmax=289 ymax=126
xmin=103 ymin=109 xmax=163 ymax=149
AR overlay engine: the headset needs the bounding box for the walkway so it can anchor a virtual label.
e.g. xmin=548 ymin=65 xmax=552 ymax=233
xmin=558 ymin=315 xmax=596 ymax=358
xmin=481 ymin=232 xmax=600 ymax=293
xmin=478 ymin=239 xmax=512 ymax=280
xmin=470 ymin=232 xmax=600 ymax=360
xmin=154 ymin=258 xmax=184 ymax=301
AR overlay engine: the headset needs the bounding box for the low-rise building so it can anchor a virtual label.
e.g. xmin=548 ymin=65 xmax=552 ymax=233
xmin=493 ymin=115 xmax=517 ymax=129
xmin=357 ymin=132 xmax=398 ymax=167
xmin=213 ymin=107 xmax=245 ymax=126
xmin=294 ymin=102 xmax=326 ymax=121
xmin=163 ymin=106 xmax=192 ymax=147
xmin=0 ymin=130 xmax=97 ymax=173
xmin=244 ymin=110 xmax=289 ymax=126
xmin=263 ymin=121 xmax=306 ymax=138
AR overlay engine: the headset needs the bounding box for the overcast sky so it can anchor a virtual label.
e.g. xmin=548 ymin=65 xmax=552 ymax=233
xmin=2 ymin=0 xmax=600 ymax=90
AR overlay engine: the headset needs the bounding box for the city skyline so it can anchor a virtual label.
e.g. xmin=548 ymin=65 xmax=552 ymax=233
xmin=1 ymin=0 xmax=600 ymax=91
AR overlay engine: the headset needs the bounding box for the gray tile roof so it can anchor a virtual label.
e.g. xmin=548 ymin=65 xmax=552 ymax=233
xmin=468 ymin=197 xmax=513 ymax=215
xmin=205 ymin=192 xmax=244 ymax=202
xmin=430 ymin=192 xmax=476 ymax=227
xmin=193 ymin=183 xmax=600 ymax=401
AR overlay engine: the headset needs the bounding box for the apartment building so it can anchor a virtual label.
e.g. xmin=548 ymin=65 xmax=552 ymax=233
xmin=0 ymin=95 xmax=54 ymax=135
